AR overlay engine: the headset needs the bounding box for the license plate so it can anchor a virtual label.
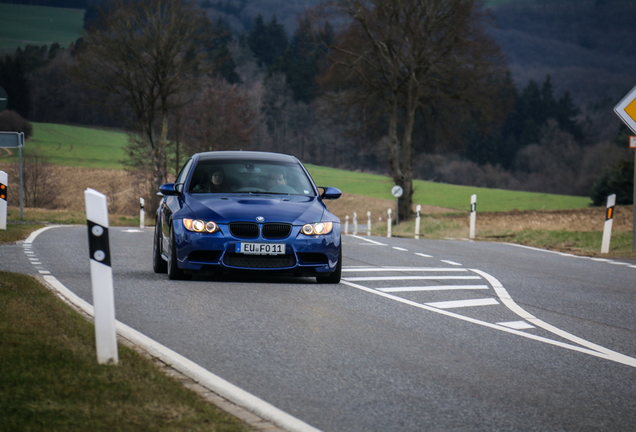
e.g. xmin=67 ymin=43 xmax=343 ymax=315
xmin=236 ymin=243 xmax=286 ymax=255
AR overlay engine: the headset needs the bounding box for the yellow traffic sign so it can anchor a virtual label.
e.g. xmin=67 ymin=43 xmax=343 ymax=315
xmin=614 ymin=85 xmax=636 ymax=134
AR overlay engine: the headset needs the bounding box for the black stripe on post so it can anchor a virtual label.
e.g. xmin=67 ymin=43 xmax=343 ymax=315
xmin=87 ymin=220 xmax=111 ymax=267
xmin=606 ymin=206 xmax=615 ymax=221
xmin=471 ymin=203 xmax=476 ymax=213
xmin=0 ymin=182 xmax=6 ymax=201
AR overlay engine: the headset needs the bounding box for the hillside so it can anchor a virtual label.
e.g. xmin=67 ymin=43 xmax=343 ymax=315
xmin=490 ymin=0 xmax=636 ymax=108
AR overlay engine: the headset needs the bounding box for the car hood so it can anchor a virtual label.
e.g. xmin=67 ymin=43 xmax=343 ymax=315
xmin=183 ymin=194 xmax=329 ymax=225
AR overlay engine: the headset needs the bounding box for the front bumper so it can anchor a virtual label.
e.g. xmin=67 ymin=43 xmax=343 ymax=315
xmin=173 ymin=221 xmax=341 ymax=275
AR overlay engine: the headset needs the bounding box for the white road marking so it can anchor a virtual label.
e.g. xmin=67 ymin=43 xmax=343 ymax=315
xmin=426 ymin=298 xmax=499 ymax=309
xmin=348 ymin=234 xmax=387 ymax=246
xmin=343 ymin=267 xmax=468 ymax=272
xmin=344 ymin=275 xmax=481 ymax=282
xmin=415 ymin=253 xmax=433 ymax=258
xmin=379 ymin=285 xmax=489 ymax=293
xmin=24 ymin=225 xmax=321 ymax=432
xmin=342 ymin=279 xmax=636 ymax=368
xmin=498 ymin=321 xmax=535 ymax=330
xmin=440 ymin=260 xmax=462 ymax=266
xmin=470 ymin=268 xmax=636 ymax=368
xmin=392 ymin=247 xmax=408 ymax=251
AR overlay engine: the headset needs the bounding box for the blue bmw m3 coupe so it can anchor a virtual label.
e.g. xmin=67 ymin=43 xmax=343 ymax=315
xmin=153 ymin=151 xmax=342 ymax=283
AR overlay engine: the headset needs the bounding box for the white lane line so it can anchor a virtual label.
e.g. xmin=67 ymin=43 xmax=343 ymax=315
xmin=393 ymin=247 xmax=408 ymax=251
xmin=504 ymin=242 xmax=636 ymax=269
xmin=344 ymin=275 xmax=481 ymax=282
xmin=342 ymin=267 xmax=468 ymax=272
xmin=498 ymin=321 xmax=535 ymax=330
xmin=24 ymin=225 xmax=63 ymax=243
xmin=341 ymin=279 xmax=636 ymax=368
xmin=348 ymin=234 xmax=387 ymax=246
xmin=342 ymin=280 xmax=617 ymax=357
xmin=415 ymin=253 xmax=433 ymax=258
xmin=440 ymin=260 xmax=462 ymax=266
xmin=379 ymin=285 xmax=489 ymax=293
xmin=470 ymin=268 xmax=636 ymax=368
xmin=27 ymin=225 xmax=321 ymax=432
xmin=426 ymin=298 xmax=499 ymax=309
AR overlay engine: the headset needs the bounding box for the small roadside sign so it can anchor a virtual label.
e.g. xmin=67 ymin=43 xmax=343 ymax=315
xmin=630 ymin=136 xmax=636 ymax=149
xmin=614 ymin=85 xmax=636 ymax=134
xmin=0 ymin=87 xmax=9 ymax=111
xmin=391 ymin=185 xmax=403 ymax=198
xmin=0 ymin=87 xmax=6 ymax=111
xmin=0 ymin=132 xmax=23 ymax=148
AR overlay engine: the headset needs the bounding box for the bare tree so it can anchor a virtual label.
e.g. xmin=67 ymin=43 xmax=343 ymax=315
xmin=73 ymin=0 xmax=214 ymax=212
xmin=314 ymin=0 xmax=508 ymax=219
xmin=182 ymin=78 xmax=256 ymax=154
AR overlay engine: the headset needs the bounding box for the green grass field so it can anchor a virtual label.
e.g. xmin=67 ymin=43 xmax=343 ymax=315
xmin=0 ymin=3 xmax=84 ymax=51
xmin=0 ymin=122 xmax=592 ymax=212
xmin=307 ymin=165 xmax=591 ymax=212
xmin=1 ymin=123 xmax=129 ymax=169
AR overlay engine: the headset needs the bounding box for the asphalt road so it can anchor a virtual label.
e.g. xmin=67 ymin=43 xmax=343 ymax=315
xmin=3 ymin=225 xmax=636 ymax=431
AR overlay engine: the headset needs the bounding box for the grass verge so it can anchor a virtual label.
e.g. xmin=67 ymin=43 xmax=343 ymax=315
xmin=371 ymin=216 xmax=636 ymax=258
xmin=0 ymin=271 xmax=249 ymax=432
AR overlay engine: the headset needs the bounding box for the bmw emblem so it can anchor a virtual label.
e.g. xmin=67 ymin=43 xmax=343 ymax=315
xmin=256 ymin=216 xmax=265 ymax=222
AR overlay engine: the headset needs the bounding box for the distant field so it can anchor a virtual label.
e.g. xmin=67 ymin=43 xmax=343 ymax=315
xmin=306 ymin=165 xmax=591 ymax=212
xmin=0 ymin=3 xmax=84 ymax=51
xmin=0 ymin=123 xmax=128 ymax=169
xmin=0 ymin=122 xmax=591 ymax=212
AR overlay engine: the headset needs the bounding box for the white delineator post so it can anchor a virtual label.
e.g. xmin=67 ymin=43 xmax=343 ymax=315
xmin=469 ymin=194 xmax=477 ymax=240
xmin=415 ymin=204 xmax=421 ymax=239
xmin=0 ymin=171 xmax=7 ymax=230
xmin=367 ymin=211 xmax=371 ymax=236
xmin=84 ymin=188 xmax=118 ymax=365
xmin=353 ymin=212 xmax=358 ymax=235
xmin=345 ymin=215 xmax=349 ymax=235
xmin=387 ymin=208 xmax=392 ymax=238
xmin=601 ymin=194 xmax=616 ymax=254
xmin=139 ymin=197 xmax=145 ymax=229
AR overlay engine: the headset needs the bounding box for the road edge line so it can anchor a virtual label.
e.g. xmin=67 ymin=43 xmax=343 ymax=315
xmin=30 ymin=226 xmax=321 ymax=432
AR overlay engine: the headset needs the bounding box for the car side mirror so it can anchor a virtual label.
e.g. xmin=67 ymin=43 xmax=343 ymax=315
xmin=159 ymin=183 xmax=179 ymax=196
xmin=320 ymin=187 xmax=342 ymax=200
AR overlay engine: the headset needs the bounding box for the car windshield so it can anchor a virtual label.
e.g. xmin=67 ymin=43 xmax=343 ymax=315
xmin=188 ymin=159 xmax=316 ymax=196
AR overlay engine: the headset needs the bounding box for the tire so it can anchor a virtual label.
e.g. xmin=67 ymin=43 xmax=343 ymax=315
xmin=153 ymin=219 xmax=167 ymax=273
xmin=317 ymin=243 xmax=342 ymax=284
xmin=167 ymin=227 xmax=189 ymax=280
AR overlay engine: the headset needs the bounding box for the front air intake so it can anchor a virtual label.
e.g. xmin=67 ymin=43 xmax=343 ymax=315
xmin=262 ymin=223 xmax=292 ymax=239
xmin=229 ymin=222 xmax=259 ymax=239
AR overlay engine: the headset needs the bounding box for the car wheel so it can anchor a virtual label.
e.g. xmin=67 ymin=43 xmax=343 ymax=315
xmin=153 ymin=219 xmax=167 ymax=273
xmin=317 ymin=243 xmax=342 ymax=284
xmin=167 ymin=227 xmax=189 ymax=280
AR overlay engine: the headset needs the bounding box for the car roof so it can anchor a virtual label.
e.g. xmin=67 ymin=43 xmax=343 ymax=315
xmin=195 ymin=151 xmax=300 ymax=164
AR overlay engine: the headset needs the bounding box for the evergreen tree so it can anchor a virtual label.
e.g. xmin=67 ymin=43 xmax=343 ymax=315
xmin=590 ymin=158 xmax=634 ymax=206
xmin=247 ymin=14 xmax=288 ymax=68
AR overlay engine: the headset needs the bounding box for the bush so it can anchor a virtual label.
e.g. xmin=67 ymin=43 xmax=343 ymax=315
xmin=0 ymin=110 xmax=33 ymax=138
xmin=589 ymin=158 xmax=634 ymax=206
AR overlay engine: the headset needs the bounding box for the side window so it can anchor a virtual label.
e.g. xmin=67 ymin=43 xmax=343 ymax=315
xmin=175 ymin=158 xmax=194 ymax=193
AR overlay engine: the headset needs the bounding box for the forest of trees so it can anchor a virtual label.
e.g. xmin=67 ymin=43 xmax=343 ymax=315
xmin=0 ymin=0 xmax=634 ymax=211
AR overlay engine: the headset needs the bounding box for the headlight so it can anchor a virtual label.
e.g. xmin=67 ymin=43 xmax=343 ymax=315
xmin=301 ymin=222 xmax=333 ymax=235
xmin=183 ymin=218 xmax=219 ymax=233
